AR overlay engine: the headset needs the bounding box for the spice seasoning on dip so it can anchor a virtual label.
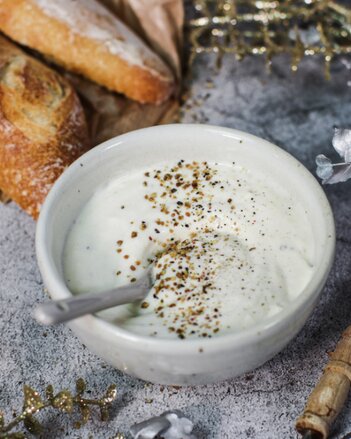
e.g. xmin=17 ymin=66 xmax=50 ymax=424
xmin=63 ymin=160 xmax=315 ymax=339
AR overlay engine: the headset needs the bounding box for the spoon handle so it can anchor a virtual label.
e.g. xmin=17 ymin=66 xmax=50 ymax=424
xmin=33 ymin=276 xmax=150 ymax=325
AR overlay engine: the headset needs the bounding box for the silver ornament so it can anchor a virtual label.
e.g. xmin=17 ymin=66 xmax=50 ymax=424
xmin=316 ymin=128 xmax=351 ymax=184
xmin=130 ymin=410 xmax=197 ymax=439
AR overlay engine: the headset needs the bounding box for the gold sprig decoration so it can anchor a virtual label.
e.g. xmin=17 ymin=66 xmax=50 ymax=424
xmin=0 ymin=379 xmax=117 ymax=438
xmin=188 ymin=0 xmax=351 ymax=77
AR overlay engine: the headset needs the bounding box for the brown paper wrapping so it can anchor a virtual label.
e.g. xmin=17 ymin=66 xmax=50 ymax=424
xmin=74 ymin=0 xmax=183 ymax=146
xmin=0 ymin=0 xmax=183 ymax=204
xmin=67 ymin=73 xmax=180 ymax=146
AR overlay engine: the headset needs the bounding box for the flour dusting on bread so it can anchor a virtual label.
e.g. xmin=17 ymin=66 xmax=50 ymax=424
xmin=0 ymin=36 xmax=90 ymax=218
xmin=32 ymin=0 xmax=172 ymax=80
xmin=0 ymin=0 xmax=174 ymax=103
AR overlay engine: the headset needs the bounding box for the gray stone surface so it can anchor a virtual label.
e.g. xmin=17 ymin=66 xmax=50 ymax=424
xmin=1 ymin=53 xmax=351 ymax=438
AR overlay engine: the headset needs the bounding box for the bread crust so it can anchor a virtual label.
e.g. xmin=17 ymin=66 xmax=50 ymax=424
xmin=0 ymin=36 xmax=90 ymax=219
xmin=0 ymin=0 xmax=175 ymax=104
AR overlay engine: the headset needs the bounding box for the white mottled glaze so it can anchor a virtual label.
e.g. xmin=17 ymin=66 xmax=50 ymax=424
xmin=36 ymin=125 xmax=335 ymax=384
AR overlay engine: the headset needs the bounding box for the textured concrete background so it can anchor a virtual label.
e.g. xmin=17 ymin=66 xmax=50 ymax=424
xmin=1 ymin=54 xmax=351 ymax=438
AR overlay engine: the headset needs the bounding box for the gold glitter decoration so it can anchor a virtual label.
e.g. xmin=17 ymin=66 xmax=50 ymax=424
xmin=0 ymin=379 xmax=117 ymax=438
xmin=188 ymin=0 xmax=351 ymax=77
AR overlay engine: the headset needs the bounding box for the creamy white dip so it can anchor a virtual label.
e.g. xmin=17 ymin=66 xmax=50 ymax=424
xmin=63 ymin=160 xmax=315 ymax=339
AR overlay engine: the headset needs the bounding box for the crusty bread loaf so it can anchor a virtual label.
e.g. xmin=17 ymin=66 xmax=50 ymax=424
xmin=0 ymin=0 xmax=175 ymax=104
xmin=0 ymin=36 xmax=90 ymax=219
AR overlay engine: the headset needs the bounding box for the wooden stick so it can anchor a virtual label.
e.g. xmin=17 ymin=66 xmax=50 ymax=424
xmin=296 ymin=326 xmax=351 ymax=439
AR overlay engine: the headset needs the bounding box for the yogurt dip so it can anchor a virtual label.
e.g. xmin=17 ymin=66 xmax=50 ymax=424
xmin=64 ymin=160 xmax=315 ymax=339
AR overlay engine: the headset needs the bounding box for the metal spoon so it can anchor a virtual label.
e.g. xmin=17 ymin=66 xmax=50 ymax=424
xmin=33 ymin=269 xmax=152 ymax=325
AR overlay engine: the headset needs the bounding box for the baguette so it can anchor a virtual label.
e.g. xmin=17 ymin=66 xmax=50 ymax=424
xmin=0 ymin=0 xmax=175 ymax=104
xmin=0 ymin=36 xmax=90 ymax=219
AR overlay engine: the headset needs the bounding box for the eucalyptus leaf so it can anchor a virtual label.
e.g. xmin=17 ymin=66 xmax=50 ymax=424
xmin=1 ymin=380 xmax=116 ymax=437
xmin=316 ymin=154 xmax=333 ymax=180
xmin=103 ymin=384 xmax=117 ymax=404
xmin=75 ymin=378 xmax=86 ymax=396
xmin=23 ymin=415 xmax=43 ymax=436
xmin=23 ymin=386 xmax=44 ymax=413
xmin=316 ymin=128 xmax=351 ymax=185
xmin=52 ymin=391 xmax=73 ymax=413
xmin=45 ymin=385 xmax=54 ymax=401
xmin=79 ymin=405 xmax=91 ymax=425
xmin=323 ymin=163 xmax=351 ymax=184
xmin=1 ymin=433 xmax=26 ymax=439
xmin=332 ymin=128 xmax=351 ymax=162
xmin=100 ymin=406 xmax=109 ymax=422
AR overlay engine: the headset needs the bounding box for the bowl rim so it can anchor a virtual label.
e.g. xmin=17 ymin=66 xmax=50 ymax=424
xmin=36 ymin=124 xmax=336 ymax=353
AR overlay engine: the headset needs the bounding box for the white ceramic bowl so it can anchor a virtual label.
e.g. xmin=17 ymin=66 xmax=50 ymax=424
xmin=36 ymin=124 xmax=335 ymax=385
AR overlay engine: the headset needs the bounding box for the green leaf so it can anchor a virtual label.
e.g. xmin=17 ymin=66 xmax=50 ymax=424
xmin=23 ymin=415 xmax=43 ymax=435
xmin=75 ymin=379 xmax=86 ymax=396
xmin=23 ymin=386 xmax=44 ymax=413
xmin=45 ymin=385 xmax=54 ymax=401
xmin=52 ymin=391 xmax=73 ymax=413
